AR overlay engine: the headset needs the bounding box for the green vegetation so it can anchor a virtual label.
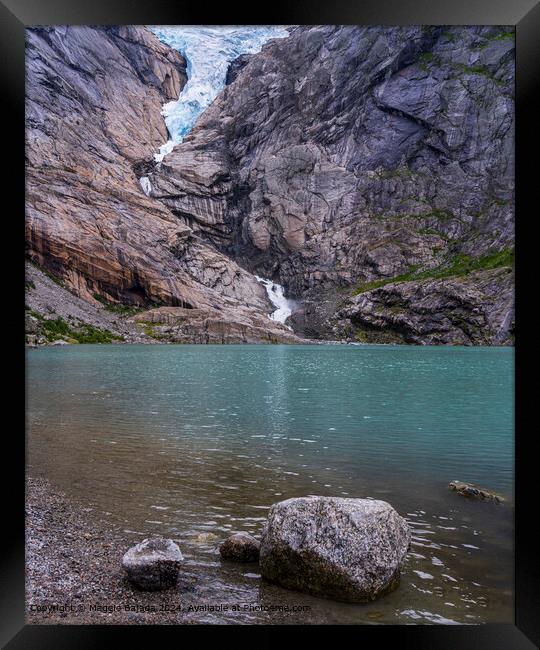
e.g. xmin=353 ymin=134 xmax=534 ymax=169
xmin=70 ymin=323 xmax=123 ymax=344
xmin=355 ymin=329 xmax=369 ymax=343
xmin=375 ymin=209 xmax=454 ymax=223
xmin=39 ymin=317 xmax=73 ymax=341
xmin=419 ymin=228 xmax=449 ymax=240
xmin=353 ymin=248 xmax=514 ymax=295
xmin=25 ymin=280 xmax=36 ymax=290
xmin=92 ymin=293 xmax=144 ymax=316
xmin=42 ymin=318 xmax=122 ymax=343
xmin=418 ymin=52 xmax=440 ymax=72
xmin=355 ymin=326 xmax=405 ymax=345
xmin=429 ymin=249 xmax=514 ymax=277
xmin=375 ymin=166 xmax=413 ymax=179
xmin=136 ymin=321 xmax=167 ymax=340
xmin=428 ymin=209 xmax=453 ymax=220
xmin=455 ymin=63 xmax=491 ymax=77
xmin=40 ymin=266 xmax=66 ymax=288
xmin=478 ymin=30 xmax=514 ymax=48
xmin=452 ymin=62 xmax=503 ymax=85
xmin=106 ymin=305 xmax=144 ymax=316
xmin=490 ymin=30 xmax=514 ymax=42
xmin=28 ymin=311 xmax=123 ymax=344
xmin=353 ymin=266 xmax=421 ymax=295
xmin=143 ymin=325 xmax=156 ymax=337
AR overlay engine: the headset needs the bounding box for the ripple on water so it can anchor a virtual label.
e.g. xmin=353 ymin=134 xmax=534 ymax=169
xmin=27 ymin=344 xmax=513 ymax=624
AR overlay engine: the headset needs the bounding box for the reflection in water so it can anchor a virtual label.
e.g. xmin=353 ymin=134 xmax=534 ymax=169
xmin=27 ymin=344 xmax=514 ymax=624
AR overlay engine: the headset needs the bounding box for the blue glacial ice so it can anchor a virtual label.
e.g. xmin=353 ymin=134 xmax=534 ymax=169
xmin=148 ymin=25 xmax=289 ymax=162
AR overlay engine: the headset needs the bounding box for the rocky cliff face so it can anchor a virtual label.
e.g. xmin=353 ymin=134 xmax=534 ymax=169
xmin=25 ymin=26 xmax=298 ymax=344
xmin=147 ymin=25 xmax=514 ymax=344
xmin=334 ymin=267 xmax=514 ymax=345
xmin=26 ymin=25 xmax=514 ymax=345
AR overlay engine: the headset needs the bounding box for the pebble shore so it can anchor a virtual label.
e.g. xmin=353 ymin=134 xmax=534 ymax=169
xmin=26 ymin=477 xmax=197 ymax=625
xmin=25 ymin=477 xmax=327 ymax=625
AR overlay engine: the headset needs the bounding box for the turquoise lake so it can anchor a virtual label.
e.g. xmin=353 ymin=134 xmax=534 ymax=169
xmin=26 ymin=344 xmax=514 ymax=624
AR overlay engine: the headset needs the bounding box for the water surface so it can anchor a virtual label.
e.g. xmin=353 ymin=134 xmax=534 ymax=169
xmin=27 ymin=344 xmax=514 ymax=624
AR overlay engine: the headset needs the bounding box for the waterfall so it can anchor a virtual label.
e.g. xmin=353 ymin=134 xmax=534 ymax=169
xmin=148 ymin=26 xmax=289 ymax=162
xmin=139 ymin=176 xmax=152 ymax=196
xmin=255 ymin=276 xmax=293 ymax=327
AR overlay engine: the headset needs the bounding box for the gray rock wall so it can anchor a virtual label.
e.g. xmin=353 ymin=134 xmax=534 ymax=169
xmin=26 ymin=25 xmax=515 ymax=345
xmin=149 ymin=25 xmax=514 ymax=344
xmin=25 ymin=26 xmax=293 ymax=343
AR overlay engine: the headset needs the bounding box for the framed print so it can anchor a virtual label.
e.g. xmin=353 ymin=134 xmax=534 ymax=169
xmin=2 ymin=0 xmax=538 ymax=646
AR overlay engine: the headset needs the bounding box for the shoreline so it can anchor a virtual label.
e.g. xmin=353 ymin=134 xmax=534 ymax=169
xmin=26 ymin=477 xmax=198 ymax=625
xmin=26 ymin=340 xmax=515 ymax=350
xmin=24 ymin=333 xmax=363 ymax=349
xmin=26 ymin=477 xmax=325 ymax=625
xmin=25 ymin=459 xmax=513 ymax=625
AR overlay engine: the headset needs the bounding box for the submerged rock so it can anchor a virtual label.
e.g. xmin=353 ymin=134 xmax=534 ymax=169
xmin=449 ymin=480 xmax=504 ymax=503
xmin=122 ymin=537 xmax=183 ymax=590
xmin=219 ymin=533 xmax=260 ymax=562
xmin=194 ymin=531 xmax=219 ymax=544
xmin=259 ymin=496 xmax=411 ymax=602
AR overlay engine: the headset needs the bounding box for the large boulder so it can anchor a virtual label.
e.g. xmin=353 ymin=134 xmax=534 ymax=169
xmin=259 ymin=496 xmax=411 ymax=602
xmin=122 ymin=537 xmax=183 ymax=590
xmin=219 ymin=533 xmax=260 ymax=562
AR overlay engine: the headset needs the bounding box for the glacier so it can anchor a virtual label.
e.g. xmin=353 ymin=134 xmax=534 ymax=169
xmin=148 ymin=26 xmax=289 ymax=161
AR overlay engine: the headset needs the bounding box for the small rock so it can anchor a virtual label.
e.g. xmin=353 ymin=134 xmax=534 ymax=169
xmin=448 ymin=480 xmax=504 ymax=503
xmin=194 ymin=532 xmax=219 ymax=544
xmin=219 ymin=533 xmax=260 ymax=562
xmin=122 ymin=537 xmax=183 ymax=590
xmin=259 ymin=496 xmax=411 ymax=602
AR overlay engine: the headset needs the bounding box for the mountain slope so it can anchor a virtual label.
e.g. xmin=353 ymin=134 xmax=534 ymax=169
xmin=25 ymin=25 xmax=514 ymax=345
xmin=25 ymin=26 xmax=299 ymax=344
xmin=147 ymin=25 xmax=514 ymax=344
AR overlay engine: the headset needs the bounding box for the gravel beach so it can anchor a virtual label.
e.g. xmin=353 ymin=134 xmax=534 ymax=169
xmin=25 ymin=477 xmax=320 ymax=625
xmin=26 ymin=477 xmax=200 ymax=625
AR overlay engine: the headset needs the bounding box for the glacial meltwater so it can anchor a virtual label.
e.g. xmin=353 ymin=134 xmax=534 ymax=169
xmin=255 ymin=275 xmax=294 ymax=326
xmin=26 ymin=344 xmax=513 ymax=624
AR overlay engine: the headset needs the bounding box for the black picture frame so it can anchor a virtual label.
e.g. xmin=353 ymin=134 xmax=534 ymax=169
xmin=3 ymin=0 xmax=538 ymax=646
